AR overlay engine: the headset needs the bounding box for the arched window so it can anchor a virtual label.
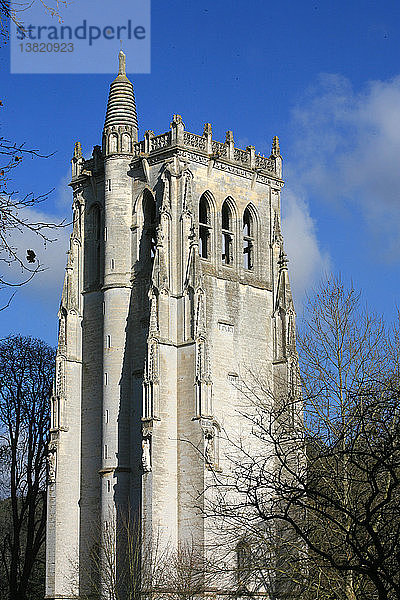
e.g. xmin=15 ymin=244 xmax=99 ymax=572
xmin=109 ymin=133 xmax=118 ymax=153
xmin=143 ymin=191 xmax=157 ymax=263
xmin=121 ymin=132 xmax=131 ymax=152
xmin=199 ymin=194 xmax=211 ymax=259
xmin=221 ymin=200 xmax=233 ymax=265
xmin=243 ymin=207 xmax=254 ymax=270
xmin=236 ymin=539 xmax=252 ymax=589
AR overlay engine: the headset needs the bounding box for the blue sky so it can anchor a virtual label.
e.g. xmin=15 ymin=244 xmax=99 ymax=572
xmin=1 ymin=0 xmax=400 ymax=345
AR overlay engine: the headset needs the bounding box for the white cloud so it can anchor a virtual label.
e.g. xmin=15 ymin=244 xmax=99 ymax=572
xmin=1 ymin=167 xmax=74 ymax=309
xmin=3 ymin=206 xmax=71 ymax=305
xmin=288 ymin=73 xmax=400 ymax=257
xmin=279 ymin=72 xmax=400 ymax=309
xmin=55 ymin=171 xmax=73 ymax=211
xmin=282 ymin=188 xmax=331 ymax=310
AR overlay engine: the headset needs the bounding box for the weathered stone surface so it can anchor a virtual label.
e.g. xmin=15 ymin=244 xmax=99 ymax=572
xmin=45 ymin=52 xmax=297 ymax=600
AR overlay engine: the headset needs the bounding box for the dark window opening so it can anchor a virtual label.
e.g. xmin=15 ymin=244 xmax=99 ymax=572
xmin=143 ymin=192 xmax=157 ymax=263
xmin=222 ymin=201 xmax=233 ymax=265
xmin=243 ymin=207 xmax=254 ymax=270
xmin=237 ymin=540 xmax=252 ymax=590
xmin=199 ymin=197 xmax=209 ymax=226
xmin=199 ymin=227 xmax=209 ymax=259
xmin=222 ymin=233 xmax=232 ymax=265
xmin=199 ymin=195 xmax=211 ymax=259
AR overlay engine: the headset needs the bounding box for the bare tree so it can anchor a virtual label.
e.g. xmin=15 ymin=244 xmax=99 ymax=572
xmin=0 ymin=132 xmax=58 ymax=299
xmin=75 ymin=509 xmax=211 ymax=600
xmin=0 ymin=335 xmax=55 ymax=600
xmin=207 ymin=277 xmax=400 ymax=600
xmin=1 ymin=0 xmax=68 ymax=43
xmin=160 ymin=541 xmax=207 ymax=600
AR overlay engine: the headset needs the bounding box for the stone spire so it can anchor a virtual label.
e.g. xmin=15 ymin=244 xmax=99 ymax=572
xmin=103 ymin=50 xmax=138 ymax=142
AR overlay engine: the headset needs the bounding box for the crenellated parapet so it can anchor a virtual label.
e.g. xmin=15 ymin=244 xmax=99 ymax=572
xmin=131 ymin=115 xmax=283 ymax=179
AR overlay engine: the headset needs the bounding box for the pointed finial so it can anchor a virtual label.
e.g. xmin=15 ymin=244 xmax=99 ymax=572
xmin=225 ymin=130 xmax=234 ymax=144
xmin=273 ymin=211 xmax=283 ymax=245
xmin=271 ymin=136 xmax=280 ymax=157
xmin=203 ymin=123 xmax=212 ymax=136
xmin=73 ymin=141 xmax=82 ymax=158
xmin=118 ymin=49 xmax=126 ymax=76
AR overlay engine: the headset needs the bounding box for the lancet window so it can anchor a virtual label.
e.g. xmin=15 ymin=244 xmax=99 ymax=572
xmin=221 ymin=200 xmax=233 ymax=265
xmin=121 ymin=132 xmax=131 ymax=152
xmin=199 ymin=194 xmax=211 ymax=259
xmin=236 ymin=539 xmax=252 ymax=589
xmin=143 ymin=191 xmax=157 ymax=263
xmin=243 ymin=207 xmax=254 ymax=270
xmin=109 ymin=133 xmax=118 ymax=153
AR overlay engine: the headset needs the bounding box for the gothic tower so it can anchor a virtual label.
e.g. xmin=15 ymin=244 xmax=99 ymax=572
xmin=45 ymin=52 xmax=298 ymax=600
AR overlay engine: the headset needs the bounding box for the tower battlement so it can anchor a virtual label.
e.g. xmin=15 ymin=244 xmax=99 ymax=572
xmin=74 ymin=116 xmax=282 ymax=182
xmin=132 ymin=118 xmax=282 ymax=179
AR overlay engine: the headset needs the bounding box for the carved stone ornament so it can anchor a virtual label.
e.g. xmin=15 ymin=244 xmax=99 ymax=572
xmin=149 ymin=291 xmax=159 ymax=335
xmin=141 ymin=438 xmax=151 ymax=472
xmin=156 ymin=224 xmax=164 ymax=246
xmin=56 ymin=360 xmax=65 ymax=398
xmin=204 ymin=431 xmax=215 ymax=466
xmin=181 ymin=169 xmax=194 ymax=214
xmin=47 ymin=443 xmax=57 ymax=484
xmin=161 ymin=170 xmax=171 ymax=212
xmin=142 ymin=422 xmax=153 ymax=438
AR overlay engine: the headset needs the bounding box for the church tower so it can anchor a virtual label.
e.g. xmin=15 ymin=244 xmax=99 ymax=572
xmin=45 ymin=52 xmax=298 ymax=600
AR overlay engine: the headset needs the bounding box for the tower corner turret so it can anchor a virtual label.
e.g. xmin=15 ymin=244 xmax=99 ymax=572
xmin=102 ymin=50 xmax=139 ymax=156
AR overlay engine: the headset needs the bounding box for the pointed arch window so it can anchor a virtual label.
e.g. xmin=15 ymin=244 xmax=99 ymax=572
xmin=143 ymin=191 xmax=157 ymax=263
xmin=221 ymin=201 xmax=233 ymax=265
xmin=236 ymin=539 xmax=252 ymax=590
xmin=109 ymin=133 xmax=118 ymax=153
xmin=199 ymin=194 xmax=211 ymax=259
xmin=121 ymin=132 xmax=131 ymax=153
xmin=243 ymin=207 xmax=254 ymax=270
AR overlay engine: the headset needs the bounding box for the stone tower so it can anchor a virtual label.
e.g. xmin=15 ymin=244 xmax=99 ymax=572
xmin=45 ymin=51 xmax=298 ymax=600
